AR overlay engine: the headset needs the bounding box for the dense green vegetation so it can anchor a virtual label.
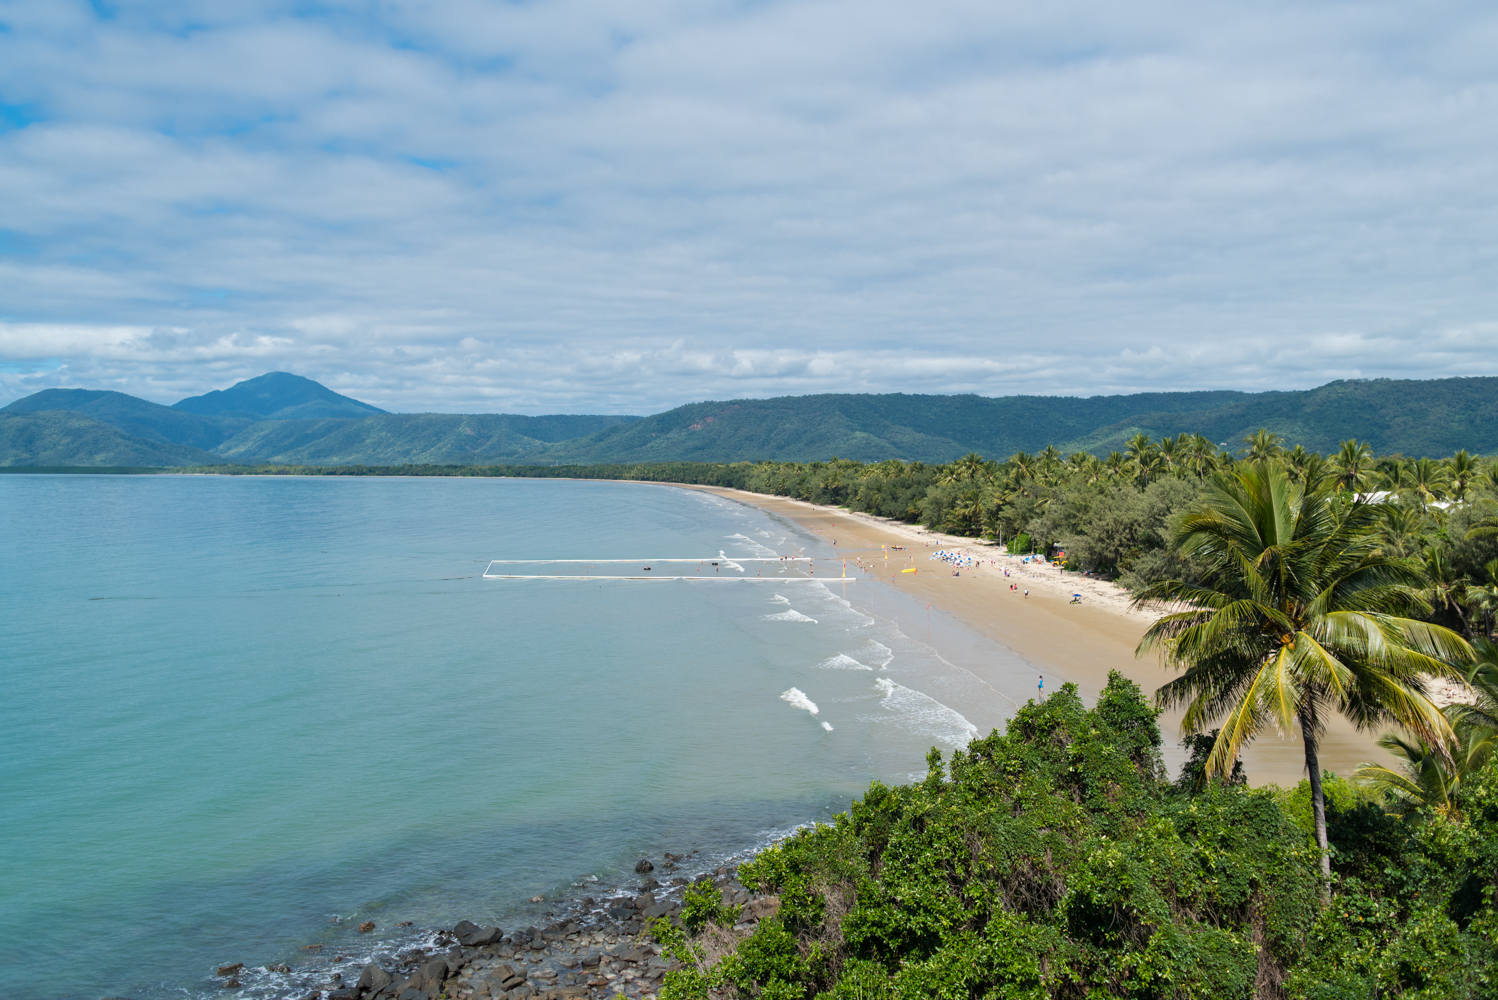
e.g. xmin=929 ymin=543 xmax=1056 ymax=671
xmin=0 ymin=411 xmax=221 ymax=467
xmin=9 ymin=373 xmax=1498 ymax=466
xmin=653 ymin=672 xmax=1498 ymax=999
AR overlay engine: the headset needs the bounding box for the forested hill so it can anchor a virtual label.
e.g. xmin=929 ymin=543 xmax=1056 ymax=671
xmin=515 ymin=376 xmax=1498 ymax=464
xmin=3 ymin=373 xmax=1496 ymax=466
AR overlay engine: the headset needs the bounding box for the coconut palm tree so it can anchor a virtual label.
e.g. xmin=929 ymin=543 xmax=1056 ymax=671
xmin=1300 ymin=454 xmax=1333 ymax=493
xmin=1354 ymin=713 xmax=1497 ymax=821
xmin=1125 ymin=433 xmax=1158 ymax=483
xmin=1333 ymin=440 xmax=1376 ymax=493
xmin=1467 ymin=560 xmax=1498 ymax=640
xmin=1448 ymin=450 xmax=1481 ymax=502
xmin=1132 ymin=462 xmax=1467 ymax=888
xmin=1356 ymin=640 xmax=1498 ymax=819
xmin=1377 ymin=504 xmax=1433 ymax=560
xmin=1241 ymin=429 xmax=1285 ymax=462
xmin=1455 ymin=636 xmax=1498 ymax=732
xmin=1183 ymin=434 xmax=1218 ymax=480
xmin=1407 ymin=458 xmax=1450 ymax=510
xmin=940 ymin=452 xmax=991 ymax=484
xmin=1421 ymin=544 xmax=1474 ymax=637
xmin=1284 ymin=444 xmax=1313 ymax=483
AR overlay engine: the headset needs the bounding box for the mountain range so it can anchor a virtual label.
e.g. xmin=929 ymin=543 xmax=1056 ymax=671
xmin=2 ymin=371 xmax=1494 ymax=468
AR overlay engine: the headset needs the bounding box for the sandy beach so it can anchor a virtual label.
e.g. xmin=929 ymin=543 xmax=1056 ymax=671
xmin=686 ymin=484 xmax=1392 ymax=787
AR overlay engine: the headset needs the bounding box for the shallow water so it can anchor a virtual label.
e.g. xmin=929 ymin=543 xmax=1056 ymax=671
xmin=0 ymin=475 xmax=1027 ymax=1000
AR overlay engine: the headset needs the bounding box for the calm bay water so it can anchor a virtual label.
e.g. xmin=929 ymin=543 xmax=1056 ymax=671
xmin=0 ymin=475 xmax=1026 ymax=1000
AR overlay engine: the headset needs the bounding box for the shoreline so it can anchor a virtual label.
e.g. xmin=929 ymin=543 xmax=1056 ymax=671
xmin=199 ymin=853 xmax=778 ymax=1000
xmin=679 ymin=483 xmax=1392 ymax=787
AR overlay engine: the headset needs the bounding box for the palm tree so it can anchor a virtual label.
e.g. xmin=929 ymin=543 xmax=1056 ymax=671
xmin=1136 ymin=450 xmax=1168 ymax=487
xmin=1455 ymin=637 xmax=1498 ymax=732
xmin=1183 ymin=434 xmax=1217 ymax=480
xmin=941 ymin=452 xmax=990 ymax=484
xmin=1301 ymin=454 xmax=1333 ymax=493
xmin=1377 ymin=504 xmax=1432 ymax=560
xmin=1132 ymin=462 xmax=1467 ymax=888
xmin=1421 ymin=544 xmax=1473 ymax=637
xmin=1468 ymin=560 xmax=1498 ymax=639
xmin=1241 ymin=429 xmax=1285 ymax=462
xmin=1448 ymin=450 xmax=1480 ymax=502
xmin=1126 ymin=433 xmax=1158 ymax=484
xmin=1379 ymin=457 xmax=1412 ymax=493
xmin=1354 ymin=713 xmax=1497 ymax=821
xmin=1407 ymin=458 xmax=1450 ymax=510
xmin=1157 ymin=435 xmax=1180 ymax=477
xmin=1356 ymin=640 xmax=1498 ymax=819
xmin=1333 ymin=440 xmax=1376 ymax=493
xmin=1284 ymin=445 xmax=1313 ymax=483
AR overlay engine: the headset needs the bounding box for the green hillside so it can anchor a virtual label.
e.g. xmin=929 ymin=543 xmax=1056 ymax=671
xmin=1073 ymin=377 xmax=1498 ymax=456
xmin=211 ymin=413 xmax=634 ymax=465
xmin=0 ymin=412 xmax=220 ymax=467
xmin=2 ymin=388 xmax=250 ymax=450
xmin=543 ymin=391 xmax=1252 ymax=465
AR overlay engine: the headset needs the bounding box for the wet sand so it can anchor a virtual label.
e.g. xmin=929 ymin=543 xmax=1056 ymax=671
xmin=685 ymin=485 xmax=1389 ymax=787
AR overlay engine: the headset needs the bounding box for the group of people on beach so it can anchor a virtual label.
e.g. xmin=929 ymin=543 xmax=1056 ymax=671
xmin=929 ymin=548 xmax=1002 ymax=577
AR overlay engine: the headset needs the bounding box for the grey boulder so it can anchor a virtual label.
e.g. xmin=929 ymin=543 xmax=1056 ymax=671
xmin=358 ymin=963 xmax=393 ymax=992
xmin=455 ymin=920 xmax=504 ymax=947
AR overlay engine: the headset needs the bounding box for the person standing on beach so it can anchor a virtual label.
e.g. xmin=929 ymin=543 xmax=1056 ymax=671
xmin=1024 ymin=589 xmax=1029 ymax=598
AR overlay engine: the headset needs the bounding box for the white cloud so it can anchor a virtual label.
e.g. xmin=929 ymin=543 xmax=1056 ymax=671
xmin=0 ymin=0 xmax=1496 ymax=411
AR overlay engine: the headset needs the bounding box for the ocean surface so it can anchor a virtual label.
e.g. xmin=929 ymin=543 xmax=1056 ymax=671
xmin=0 ymin=475 xmax=1033 ymax=1000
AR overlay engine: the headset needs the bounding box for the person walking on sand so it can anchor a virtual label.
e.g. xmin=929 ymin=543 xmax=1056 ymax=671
xmin=1024 ymin=589 xmax=1029 ymax=598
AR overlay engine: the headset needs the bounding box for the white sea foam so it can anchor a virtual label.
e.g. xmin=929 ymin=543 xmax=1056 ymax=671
xmin=780 ymin=687 xmax=820 ymax=715
xmin=817 ymin=653 xmax=873 ymax=671
xmin=821 ymin=721 xmax=834 ymax=731
xmin=726 ymin=533 xmax=779 ymax=557
xmin=816 ymin=588 xmax=877 ymax=625
xmin=717 ymin=550 xmax=746 ymax=572
xmin=765 ymin=609 xmax=818 ymax=623
xmin=870 ymin=677 xmax=978 ymax=748
xmin=859 ymin=640 xmax=895 ymax=669
xmin=770 ymin=594 xmax=791 ymax=605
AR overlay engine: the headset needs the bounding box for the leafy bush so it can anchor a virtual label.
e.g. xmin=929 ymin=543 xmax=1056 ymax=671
xmin=664 ymin=672 xmax=1498 ymax=1000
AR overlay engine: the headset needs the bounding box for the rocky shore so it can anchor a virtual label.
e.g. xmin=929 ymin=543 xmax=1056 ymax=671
xmin=208 ymin=855 xmax=780 ymax=1000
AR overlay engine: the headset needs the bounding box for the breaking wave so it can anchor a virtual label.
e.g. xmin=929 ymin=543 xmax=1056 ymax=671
xmin=780 ymin=687 xmax=820 ymax=715
xmin=870 ymin=677 xmax=978 ymax=748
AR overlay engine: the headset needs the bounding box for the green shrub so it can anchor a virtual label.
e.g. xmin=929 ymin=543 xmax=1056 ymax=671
xmin=665 ymin=671 xmax=1498 ymax=1000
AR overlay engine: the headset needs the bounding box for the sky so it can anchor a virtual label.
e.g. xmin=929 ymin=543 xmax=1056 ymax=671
xmin=1 ymin=0 xmax=1496 ymax=414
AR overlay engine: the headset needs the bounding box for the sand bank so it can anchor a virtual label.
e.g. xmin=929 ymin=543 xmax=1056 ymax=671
xmin=685 ymin=485 xmax=1390 ymax=787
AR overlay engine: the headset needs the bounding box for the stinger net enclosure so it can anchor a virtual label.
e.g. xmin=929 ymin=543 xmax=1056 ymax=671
xmin=481 ymin=556 xmax=852 ymax=581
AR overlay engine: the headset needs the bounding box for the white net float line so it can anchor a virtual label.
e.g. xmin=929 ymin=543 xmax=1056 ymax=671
xmin=480 ymin=558 xmax=810 ymax=563
xmin=481 ymin=556 xmax=859 ymax=581
xmin=481 ymin=575 xmax=855 ymax=581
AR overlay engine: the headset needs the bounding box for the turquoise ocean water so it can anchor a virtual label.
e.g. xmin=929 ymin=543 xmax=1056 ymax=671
xmin=0 ymin=475 xmax=1032 ymax=1000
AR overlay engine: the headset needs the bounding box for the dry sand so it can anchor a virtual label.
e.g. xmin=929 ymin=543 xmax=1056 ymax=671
xmin=683 ymin=484 xmax=1391 ymax=787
